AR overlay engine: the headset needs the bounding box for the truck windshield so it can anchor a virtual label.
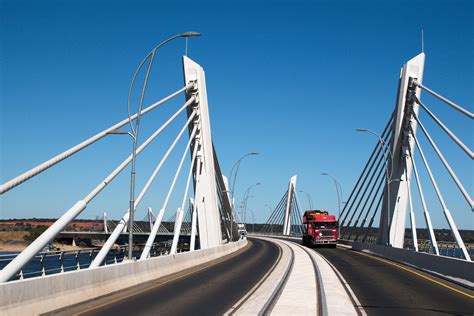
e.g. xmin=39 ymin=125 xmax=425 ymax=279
xmin=313 ymin=222 xmax=337 ymax=228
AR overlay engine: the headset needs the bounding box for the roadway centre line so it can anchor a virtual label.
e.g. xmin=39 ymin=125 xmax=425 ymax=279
xmin=315 ymin=248 xmax=366 ymax=316
xmin=71 ymin=241 xmax=253 ymax=316
xmin=224 ymin=242 xmax=283 ymax=314
xmin=354 ymin=250 xmax=474 ymax=299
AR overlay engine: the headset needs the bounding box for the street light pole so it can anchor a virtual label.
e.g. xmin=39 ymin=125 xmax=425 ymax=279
xmin=321 ymin=173 xmax=342 ymax=238
xmin=356 ymin=128 xmax=395 ymax=245
xmin=124 ymin=32 xmax=201 ymax=260
xmin=247 ymin=209 xmax=256 ymax=233
xmin=241 ymin=182 xmax=261 ymax=228
xmin=264 ymin=204 xmax=274 ymax=234
xmin=229 ymin=152 xmax=259 ymax=202
xmin=238 ymin=196 xmax=253 ymax=229
xmin=298 ymin=190 xmax=314 ymax=209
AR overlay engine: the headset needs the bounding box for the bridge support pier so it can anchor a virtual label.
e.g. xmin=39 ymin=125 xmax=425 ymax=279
xmin=378 ymin=53 xmax=425 ymax=248
xmin=283 ymin=175 xmax=297 ymax=235
xmin=183 ymin=56 xmax=222 ymax=249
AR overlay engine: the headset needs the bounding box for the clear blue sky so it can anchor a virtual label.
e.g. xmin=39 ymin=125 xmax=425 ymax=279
xmin=1 ymin=0 xmax=472 ymax=230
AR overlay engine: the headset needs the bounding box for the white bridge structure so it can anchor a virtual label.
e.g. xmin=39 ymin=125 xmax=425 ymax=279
xmin=260 ymin=175 xmax=304 ymax=236
xmin=0 ymin=55 xmax=238 ymax=283
xmin=337 ymin=53 xmax=472 ymax=261
xmin=0 ymin=48 xmax=472 ymax=315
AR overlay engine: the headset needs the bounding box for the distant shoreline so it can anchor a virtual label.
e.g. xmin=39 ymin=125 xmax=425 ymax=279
xmin=0 ymin=242 xmax=89 ymax=252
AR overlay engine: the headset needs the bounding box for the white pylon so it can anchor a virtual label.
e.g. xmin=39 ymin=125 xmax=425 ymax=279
xmin=283 ymin=175 xmax=297 ymax=235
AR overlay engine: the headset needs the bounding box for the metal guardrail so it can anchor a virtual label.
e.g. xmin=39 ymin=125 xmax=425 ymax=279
xmin=338 ymin=238 xmax=474 ymax=259
xmin=0 ymin=241 xmax=191 ymax=281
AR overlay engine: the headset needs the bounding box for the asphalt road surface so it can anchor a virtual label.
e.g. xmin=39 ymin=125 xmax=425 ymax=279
xmin=315 ymin=246 xmax=474 ymax=315
xmin=50 ymin=238 xmax=279 ymax=316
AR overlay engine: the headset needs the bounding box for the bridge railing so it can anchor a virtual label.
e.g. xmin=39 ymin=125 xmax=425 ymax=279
xmin=0 ymin=241 xmax=180 ymax=281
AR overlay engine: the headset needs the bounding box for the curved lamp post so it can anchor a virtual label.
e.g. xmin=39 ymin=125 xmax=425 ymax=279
xmin=298 ymin=190 xmax=314 ymax=209
xmin=241 ymin=182 xmax=261 ymax=226
xmin=122 ymin=32 xmax=201 ymax=260
xmin=321 ymin=173 xmax=343 ymax=238
xmin=247 ymin=209 xmax=256 ymax=233
xmin=356 ymin=128 xmax=395 ymax=245
xmin=229 ymin=152 xmax=259 ymax=201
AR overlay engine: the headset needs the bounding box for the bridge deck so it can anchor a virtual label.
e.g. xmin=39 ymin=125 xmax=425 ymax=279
xmin=47 ymin=238 xmax=279 ymax=315
xmin=316 ymin=246 xmax=474 ymax=315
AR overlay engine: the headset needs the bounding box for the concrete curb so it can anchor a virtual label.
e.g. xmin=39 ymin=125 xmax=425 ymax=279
xmin=0 ymin=239 xmax=247 ymax=315
xmin=351 ymin=242 xmax=474 ymax=289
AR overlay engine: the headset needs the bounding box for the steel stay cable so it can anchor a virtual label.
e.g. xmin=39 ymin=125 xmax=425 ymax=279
xmin=274 ymin=207 xmax=288 ymax=234
xmin=170 ymin=142 xmax=199 ymax=254
xmin=291 ymin=201 xmax=299 ymax=235
xmin=414 ymin=96 xmax=473 ymax=158
xmin=340 ymin=115 xmax=393 ymax=219
xmin=340 ymin=126 xmax=392 ymax=225
xmin=407 ymin=146 xmax=439 ymax=255
xmin=347 ymin=170 xmax=386 ymax=241
xmin=405 ymin=160 xmax=419 ymax=252
xmin=345 ymin=168 xmax=385 ymax=240
xmin=341 ymin=126 xmax=394 ymax=236
xmin=355 ymin=190 xmax=383 ymax=242
xmin=0 ymin=85 xmax=192 ymax=195
xmin=270 ymin=202 xmax=287 ymax=233
xmin=263 ymin=203 xmax=284 ymax=234
xmin=409 ymin=127 xmax=471 ymax=260
xmin=361 ymin=194 xmax=384 ymax=243
xmin=341 ymin=157 xmax=386 ymax=229
xmin=89 ymin=110 xmax=197 ymax=268
xmin=261 ymin=192 xmax=288 ymax=233
xmin=413 ymin=80 xmax=473 ymax=118
xmin=84 ymin=99 xmax=195 ymax=203
xmin=412 ymin=113 xmax=473 ymax=209
xmin=339 ymin=114 xmax=394 ymax=220
xmin=0 ymin=102 xmax=194 ymax=283
xmin=344 ymin=163 xmax=385 ymax=232
xmin=267 ymin=198 xmax=288 ymax=234
xmin=141 ymin=124 xmax=199 ymax=260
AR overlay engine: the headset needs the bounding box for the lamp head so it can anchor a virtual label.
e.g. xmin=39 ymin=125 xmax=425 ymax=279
xmin=356 ymin=128 xmax=367 ymax=132
xmin=181 ymin=32 xmax=201 ymax=38
xmin=321 ymin=173 xmax=329 ymax=176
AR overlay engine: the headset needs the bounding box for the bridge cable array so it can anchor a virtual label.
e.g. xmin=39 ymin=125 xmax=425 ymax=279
xmin=1 ymin=56 xmax=238 ymax=282
xmin=260 ymin=178 xmax=304 ymax=236
xmin=339 ymin=113 xmax=395 ymax=243
xmin=339 ymin=67 xmax=472 ymax=261
xmin=405 ymin=81 xmax=472 ymax=260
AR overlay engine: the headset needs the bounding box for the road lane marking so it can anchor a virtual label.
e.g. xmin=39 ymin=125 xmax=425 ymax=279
xmin=225 ymin=240 xmax=283 ymax=315
xmin=72 ymin=241 xmax=253 ymax=315
xmin=316 ymin=249 xmax=367 ymax=316
xmin=355 ymin=251 xmax=474 ymax=299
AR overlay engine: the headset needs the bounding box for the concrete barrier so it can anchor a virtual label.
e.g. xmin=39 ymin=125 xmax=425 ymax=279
xmin=0 ymin=239 xmax=247 ymax=315
xmin=352 ymin=242 xmax=474 ymax=289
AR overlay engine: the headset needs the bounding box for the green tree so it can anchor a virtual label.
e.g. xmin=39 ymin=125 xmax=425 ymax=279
xmin=23 ymin=226 xmax=48 ymax=242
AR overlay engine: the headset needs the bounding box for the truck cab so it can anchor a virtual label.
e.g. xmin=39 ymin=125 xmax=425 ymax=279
xmin=302 ymin=210 xmax=338 ymax=247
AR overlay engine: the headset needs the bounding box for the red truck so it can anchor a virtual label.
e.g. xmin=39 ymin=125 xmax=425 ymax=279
xmin=302 ymin=210 xmax=338 ymax=247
